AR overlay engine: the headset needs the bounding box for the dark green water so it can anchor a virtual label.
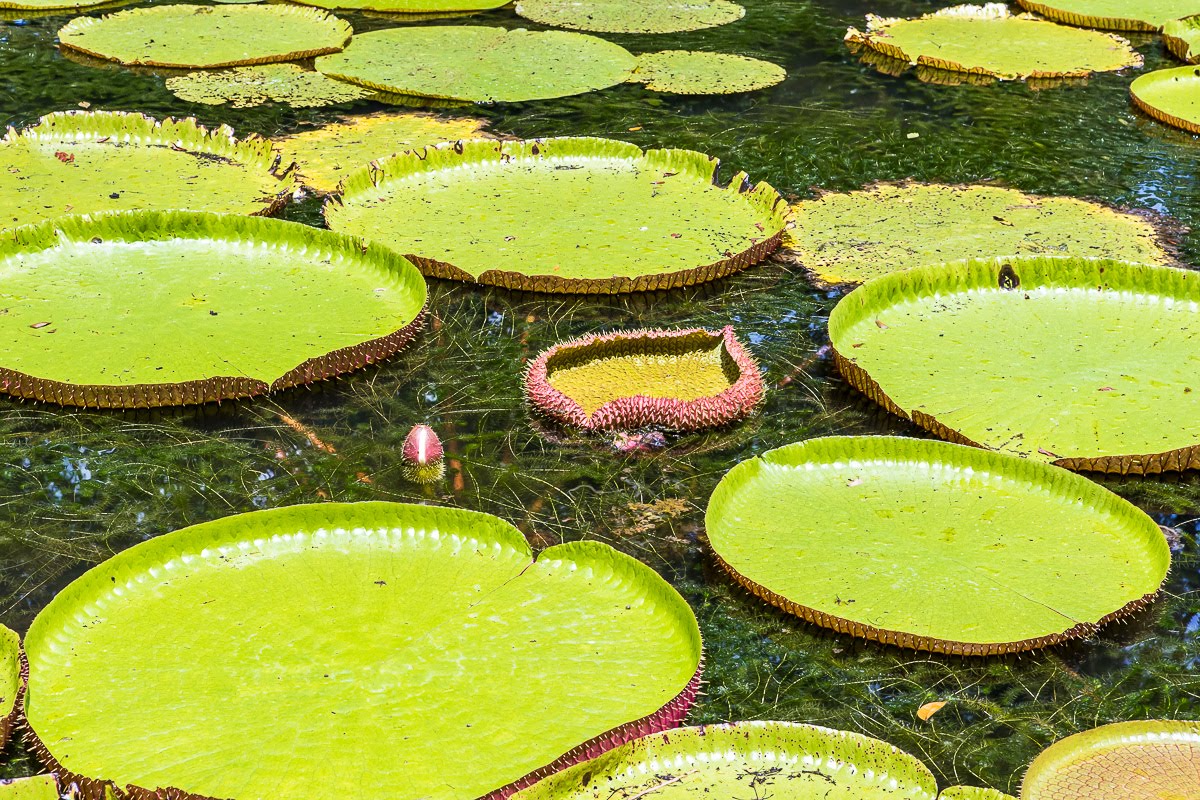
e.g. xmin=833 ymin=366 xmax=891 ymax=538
xmin=1 ymin=1 xmax=1199 ymax=794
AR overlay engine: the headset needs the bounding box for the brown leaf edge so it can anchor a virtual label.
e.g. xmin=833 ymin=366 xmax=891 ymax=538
xmin=1015 ymin=0 xmax=1163 ymax=32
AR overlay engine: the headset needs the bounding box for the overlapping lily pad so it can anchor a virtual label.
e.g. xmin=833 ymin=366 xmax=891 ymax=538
xmin=315 ymin=26 xmax=636 ymax=103
xmin=325 ymin=138 xmax=786 ymax=293
xmin=1016 ymin=0 xmax=1200 ymax=30
xmin=830 ymin=257 xmax=1200 ymax=473
xmin=1131 ymin=66 xmax=1200 ymax=134
xmin=845 ymin=4 xmax=1142 ymax=81
xmin=57 ymin=4 xmax=352 ymax=68
xmin=514 ymin=0 xmax=744 ymax=34
xmin=23 ymin=502 xmax=703 ymax=800
xmin=0 ymin=777 xmax=59 ymax=800
xmin=631 ymin=51 xmax=786 ymax=94
xmin=0 ymin=111 xmax=293 ymax=230
xmin=1022 ymin=720 xmax=1200 ymax=799
xmin=1163 ymin=15 xmax=1200 ymax=61
xmin=509 ymin=722 xmax=939 ymax=800
xmin=705 ymin=436 xmax=1170 ymax=654
xmin=0 ymin=625 xmax=20 ymax=750
xmin=0 ymin=211 xmax=427 ymax=408
xmin=941 ymin=788 xmax=1017 ymax=800
xmin=166 ymin=64 xmax=377 ymax=108
xmin=294 ymin=0 xmax=505 ymax=12
xmin=782 ymin=183 xmax=1175 ymax=287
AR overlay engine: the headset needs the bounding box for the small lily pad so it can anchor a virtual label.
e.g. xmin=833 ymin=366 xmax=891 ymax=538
xmin=1132 ymin=66 xmax=1200 ymax=135
xmin=632 ymin=51 xmax=785 ymax=94
xmin=58 ymin=4 xmax=352 ymax=68
xmin=167 ymin=64 xmax=377 ymax=108
xmin=0 ymin=777 xmax=59 ymax=800
xmin=1016 ymin=0 xmax=1200 ymax=30
xmin=845 ymin=4 xmax=1142 ymax=81
xmin=1164 ymin=15 xmax=1200 ymax=61
xmin=514 ymin=0 xmax=743 ymax=34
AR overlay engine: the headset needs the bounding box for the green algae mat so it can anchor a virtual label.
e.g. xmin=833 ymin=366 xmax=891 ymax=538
xmin=782 ymin=183 xmax=1174 ymax=287
xmin=705 ymin=437 xmax=1169 ymax=655
xmin=0 ymin=777 xmax=59 ymax=800
xmin=325 ymin=138 xmax=786 ymax=293
xmin=830 ymin=257 xmax=1200 ymax=474
xmin=845 ymin=4 xmax=1142 ymax=81
xmin=57 ymin=4 xmax=351 ymax=68
xmin=22 ymin=502 xmax=703 ymax=800
xmin=1131 ymin=66 xmax=1200 ymax=135
xmin=1016 ymin=0 xmax=1200 ymax=30
xmin=509 ymin=721 xmax=940 ymax=800
xmin=514 ymin=0 xmax=743 ymax=34
xmin=631 ymin=51 xmax=785 ymax=94
xmin=1022 ymin=720 xmax=1200 ymax=799
xmin=166 ymin=64 xmax=377 ymax=109
xmin=0 ymin=212 xmax=427 ymax=408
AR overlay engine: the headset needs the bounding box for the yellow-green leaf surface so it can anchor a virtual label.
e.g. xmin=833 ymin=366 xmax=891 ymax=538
xmin=315 ymin=26 xmax=636 ymax=102
xmin=631 ymin=51 xmax=785 ymax=94
xmin=0 ymin=624 xmax=19 ymax=748
xmin=845 ymin=4 xmax=1142 ymax=81
xmin=23 ymin=502 xmax=702 ymax=800
xmin=829 ymin=257 xmax=1200 ymax=473
xmin=57 ymin=4 xmax=351 ymax=68
xmin=0 ymin=0 xmax=111 ymax=10
xmin=0 ymin=111 xmax=292 ymax=231
xmin=167 ymin=64 xmax=377 ymax=109
xmin=782 ymin=183 xmax=1173 ymax=287
xmin=0 ymin=777 xmax=59 ymax=800
xmin=0 ymin=212 xmax=427 ymax=407
xmin=293 ymin=0 xmax=506 ymax=13
xmin=1022 ymin=720 xmax=1200 ymax=799
xmin=514 ymin=0 xmax=743 ymax=34
xmin=705 ymin=437 xmax=1169 ymax=654
xmin=276 ymin=111 xmax=491 ymax=193
xmin=325 ymin=138 xmax=787 ymax=293
xmin=1016 ymin=0 xmax=1200 ymax=30
xmin=1163 ymin=15 xmax=1200 ymax=62
xmin=941 ymin=788 xmax=1017 ymax=800
xmin=511 ymin=722 xmax=938 ymax=800
xmin=1131 ymin=66 xmax=1200 ymax=135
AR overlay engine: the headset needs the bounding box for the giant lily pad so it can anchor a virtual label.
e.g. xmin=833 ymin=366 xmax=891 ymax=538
xmin=1021 ymin=720 xmax=1200 ymax=799
xmin=1015 ymin=0 xmax=1200 ymax=30
xmin=294 ymin=0 xmax=506 ymax=12
xmin=513 ymin=0 xmax=744 ymax=34
xmin=845 ymin=4 xmax=1142 ymax=81
xmin=782 ymin=183 xmax=1175 ymax=287
xmin=509 ymin=722 xmax=939 ymax=800
xmin=829 ymin=257 xmax=1200 ymax=473
xmin=1131 ymin=66 xmax=1200 ymax=135
xmin=0 ymin=111 xmax=292 ymax=231
xmin=325 ymin=138 xmax=786 ymax=293
xmin=23 ymin=502 xmax=703 ymax=800
xmin=0 ymin=777 xmax=59 ymax=800
xmin=0 ymin=211 xmax=427 ymax=408
xmin=941 ymin=789 xmax=1016 ymax=800
xmin=631 ymin=51 xmax=786 ymax=94
xmin=314 ymin=26 xmax=636 ymax=103
xmin=0 ymin=0 xmax=113 ymax=10
xmin=705 ymin=436 xmax=1169 ymax=654
xmin=0 ymin=624 xmax=20 ymax=749
xmin=1163 ymin=15 xmax=1200 ymax=62
xmin=166 ymin=64 xmax=377 ymax=108
xmin=57 ymin=5 xmax=351 ymax=68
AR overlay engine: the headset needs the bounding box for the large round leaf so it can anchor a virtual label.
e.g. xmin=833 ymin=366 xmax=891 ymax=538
xmin=509 ymin=722 xmax=938 ymax=800
xmin=829 ymin=257 xmax=1200 ymax=474
xmin=941 ymin=789 xmax=1017 ymax=800
xmin=23 ymin=502 xmax=702 ymax=800
xmin=293 ymin=0 xmax=506 ymax=11
xmin=0 ymin=211 xmax=427 ymax=408
xmin=1015 ymin=0 xmax=1200 ymax=30
xmin=705 ymin=436 xmax=1169 ymax=655
xmin=57 ymin=5 xmax=351 ymax=68
xmin=324 ymin=138 xmax=786 ymax=293
xmin=166 ymin=64 xmax=378 ymax=109
xmin=513 ymin=0 xmax=744 ymax=34
xmin=631 ymin=51 xmax=786 ymax=94
xmin=314 ymin=26 xmax=636 ymax=103
xmin=0 ymin=111 xmax=293 ymax=231
xmin=0 ymin=624 xmax=19 ymax=750
xmin=1131 ymin=66 xmax=1200 ymax=135
xmin=0 ymin=777 xmax=59 ymax=800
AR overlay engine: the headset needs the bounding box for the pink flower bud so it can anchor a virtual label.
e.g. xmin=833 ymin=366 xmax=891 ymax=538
xmin=403 ymin=424 xmax=443 ymax=466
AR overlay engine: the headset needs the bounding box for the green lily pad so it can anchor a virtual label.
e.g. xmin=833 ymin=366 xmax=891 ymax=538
xmin=0 ymin=111 xmax=293 ymax=231
xmin=1015 ymin=0 xmax=1200 ymax=30
xmin=705 ymin=436 xmax=1169 ymax=655
xmin=293 ymin=0 xmax=505 ymax=13
xmin=315 ymin=26 xmax=636 ymax=103
xmin=0 ymin=211 xmax=427 ymax=408
xmin=510 ymin=722 xmax=939 ymax=800
xmin=631 ymin=51 xmax=785 ymax=94
xmin=325 ymin=138 xmax=786 ymax=293
xmin=845 ymin=4 xmax=1142 ymax=81
xmin=829 ymin=256 xmax=1200 ymax=473
xmin=1163 ymin=15 xmax=1200 ymax=61
xmin=940 ymin=788 xmax=1016 ymax=800
xmin=166 ymin=64 xmax=377 ymax=109
xmin=276 ymin=111 xmax=492 ymax=194
xmin=23 ymin=502 xmax=703 ymax=800
xmin=1131 ymin=66 xmax=1200 ymax=135
xmin=0 ymin=0 xmax=111 ymax=10
xmin=1022 ymin=720 xmax=1200 ymax=799
xmin=0 ymin=624 xmax=20 ymax=750
xmin=513 ymin=0 xmax=743 ymax=34
xmin=0 ymin=777 xmax=59 ymax=800
xmin=781 ymin=183 xmax=1175 ymax=287
xmin=57 ymin=4 xmax=351 ymax=68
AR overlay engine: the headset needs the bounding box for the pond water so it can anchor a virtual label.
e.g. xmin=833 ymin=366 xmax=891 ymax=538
xmin=1 ymin=0 xmax=1199 ymax=794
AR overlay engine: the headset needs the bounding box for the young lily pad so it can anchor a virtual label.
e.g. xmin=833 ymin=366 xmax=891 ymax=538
xmin=525 ymin=326 xmax=764 ymax=432
xmin=940 ymin=788 xmax=1016 ymax=800
xmin=57 ymin=4 xmax=352 ymax=68
xmin=1022 ymin=720 xmax=1200 ymax=799
xmin=0 ymin=777 xmax=59 ymax=800
xmin=705 ymin=436 xmax=1169 ymax=655
xmin=294 ymin=0 xmax=506 ymax=12
xmin=0 ymin=211 xmax=427 ymax=408
xmin=0 ymin=624 xmax=20 ymax=750
xmin=1163 ymin=15 xmax=1200 ymax=61
xmin=845 ymin=4 xmax=1142 ymax=81
xmin=631 ymin=51 xmax=785 ymax=94
xmin=325 ymin=138 xmax=786 ymax=293
xmin=23 ymin=502 xmax=703 ymax=800
xmin=276 ymin=111 xmax=492 ymax=194
xmin=314 ymin=26 xmax=636 ymax=103
xmin=782 ymin=183 xmax=1175 ymax=287
xmin=1016 ymin=0 xmax=1200 ymax=31
xmin=0 ymin=111 xmax=292 ymax=231
xmin=508 ymin=722 xmax=939 ymax=800
xmin=829 ymin=256 xmax=1200 ymax=474
xmin=166 ymin=64 xmax=377 ymax=109
xmin=1131 ymin=66 xmax=1200 ymax=135
xmin=513 ymin=0 xmax=743 ymax=34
